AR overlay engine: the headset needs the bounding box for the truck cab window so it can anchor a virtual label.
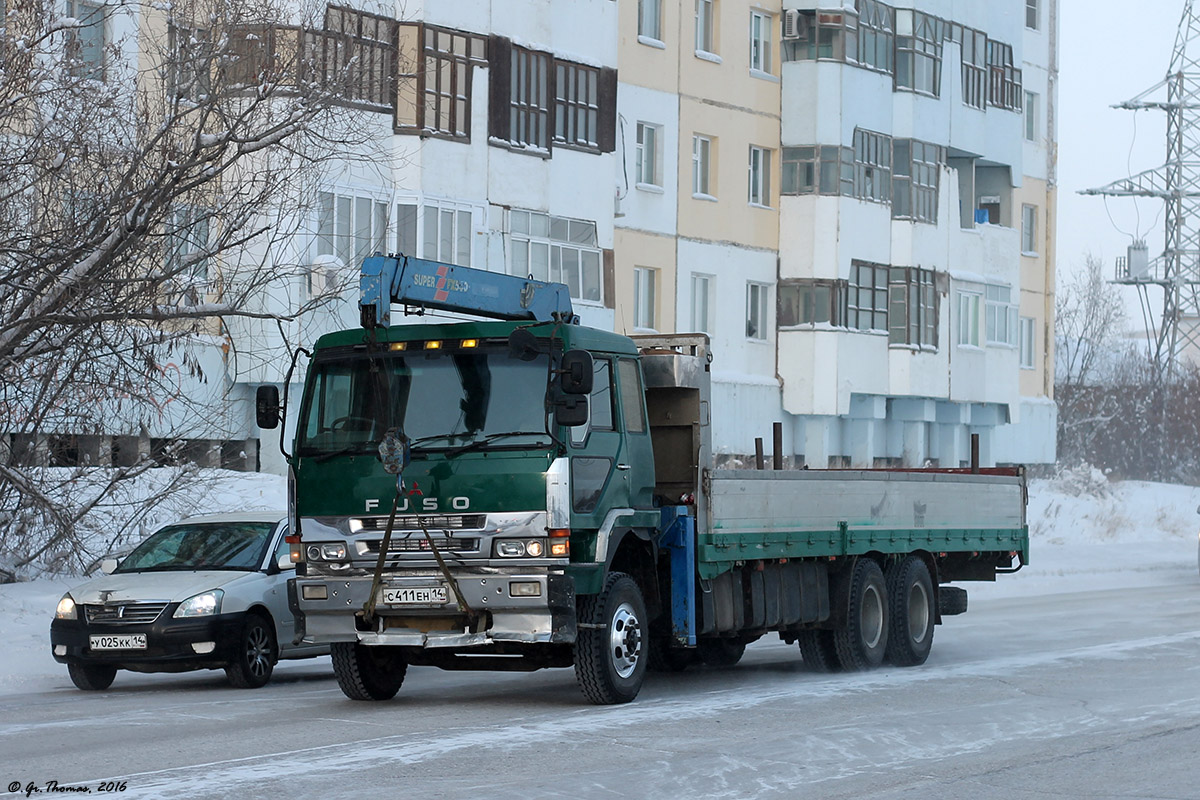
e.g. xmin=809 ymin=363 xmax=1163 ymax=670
xmin=617 ymin=358 xmax=646 ymax=434
xmin=571 ymin=358 xmax=614 ymax=445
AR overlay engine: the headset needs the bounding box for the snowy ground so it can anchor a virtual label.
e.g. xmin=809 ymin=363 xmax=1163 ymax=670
xmin=2 ymin=469 xmax=1199 ymax=799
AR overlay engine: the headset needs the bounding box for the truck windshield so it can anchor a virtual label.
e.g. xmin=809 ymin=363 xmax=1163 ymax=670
xmin=117 ymin=522 xmax=277 ymax=573
xmin=296 ymin=349 xmax=553 ymax=456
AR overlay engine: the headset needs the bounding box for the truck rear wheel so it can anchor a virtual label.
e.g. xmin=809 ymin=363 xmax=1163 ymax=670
xmin=574 ymin=572 xmax=647 ymax=705
xmin=796 ymin=629 xmax=840 ymax=673
xmin=331 ymin=641 xmax=407 ymax=701
xmin=884 ymin=556 xmax=935 ymax=667
xmin=832 ymin=559 xmax=888 ymax=670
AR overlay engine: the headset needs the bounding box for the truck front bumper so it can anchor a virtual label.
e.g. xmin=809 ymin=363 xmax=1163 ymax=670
xmin=293 ymin=569 xmax=576 ymax=647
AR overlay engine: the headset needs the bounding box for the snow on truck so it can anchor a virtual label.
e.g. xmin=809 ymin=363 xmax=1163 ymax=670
xmin=255 ymin=255 xmax=1028 ymax=704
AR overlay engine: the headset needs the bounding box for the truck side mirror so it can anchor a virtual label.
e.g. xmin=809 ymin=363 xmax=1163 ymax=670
xmin=553 ymin=393 xmax=589 ymax=427
xmin=559 ymin=350 xmax=594 ymax=395
xmin=256 ymin=385 xmax=280 ymax=429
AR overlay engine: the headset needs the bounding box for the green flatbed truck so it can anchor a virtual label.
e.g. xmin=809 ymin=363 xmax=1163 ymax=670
xmin=257 ymin=255 xmax=1028 ymax=704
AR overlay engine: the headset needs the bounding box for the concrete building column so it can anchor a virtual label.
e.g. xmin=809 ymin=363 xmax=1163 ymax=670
xmin=799 ymin=417 xmax=831 ymax=468
xmin=902 ymin=421 xmax=929 ymax=466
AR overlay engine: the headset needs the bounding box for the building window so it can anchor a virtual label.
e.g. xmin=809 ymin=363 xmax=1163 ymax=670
xmin=854 ymin=0 xmax=893 ymax=74
xmin=847 ymin=261 xmax=889 ymax=332
xmin=783 ymin=9 xmax=857 ymax=63
xmin=957 ymin=290 xmax=981 ymax=346
xmin=634 ymin=267 xmax=657 ymax=330
xmin=168 ymin=23 xmax=212 ymax=102
xmin=66 ymin=0 xmax=106 ymax=80
xmin=778 ymin=279 xmax=847 ymax=327
xmin=949 ymin=24 xmax=988 ymax=109
xmin=319 ymin=6 xmax=397 ymax=109
xmin=750 ymin=10 xmax=773 ymax=75
xmin=696 ymin=0 xmax=715 ymax=54
xmin=782 ymin=145 xmax=852 ymax=196
xmin=888 ymin=267 xmax=937 ymax=348
xmin=691 ymin=274 xmax=713 ymax=333
xmin=985 ymin=285 xmax=1017 ymax=346
xmin=392 ymin=201 xmax=473 ymax=266
xmin=510 ymin=210 xmax=602 ymax=304
xmin=748 ymin=145 xmax=772 ymax=206
xmin=893 ymin=139 xmax=942 ymax=223
xmin=853 ymin=129 xmax=891 ymax=203
xmin=1026 ymin=0 xmax=1039 ymax=31
xmin=894 ymin=9 xmax=942 ymax=96
xmin=555 ymin=62 xmax=600 ymax=150
xmin=1024 ymin=90 xmax=1038 ymax=142
xmin=167 ymin=207 xmax=211 ymax=285
xmin=510 ymin=46 xmax=551 ymax=149
xmin=317 ymin=191 xmax=389 ymax=271
xmin=1019 ymin=316 xmax=1036 ymax=368
xmin=415 ymin=27 xmax=484 ymax=138
xmin=987 ymin=40 xmax=1022 ymax=111
xmin=639 ymin=0 xmax=662 ymax=41
xmin=1021 ymin=204 xmax=1038 ymax=254
xmin=746 ymin=282 xmax=769 ymax=339
xmin=693 ymin=135 xmax=713 ymax=196
xmin=636 ymin=122 xmax=660 ymax=188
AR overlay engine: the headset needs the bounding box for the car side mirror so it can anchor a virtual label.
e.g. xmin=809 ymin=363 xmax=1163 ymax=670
xmin=256 ymin=385 xmax=280 ymax=429
xmin=559 ymin=350 xmax=594 ymax=395
xmin=100 ymin=558 xmax=118 ymax=575
xmin=277 ymin=555 xmax=296 ymax=572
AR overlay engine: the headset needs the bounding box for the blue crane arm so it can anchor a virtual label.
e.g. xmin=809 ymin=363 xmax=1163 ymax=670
xmin=359 ymin=254 xmax=577 ymax=328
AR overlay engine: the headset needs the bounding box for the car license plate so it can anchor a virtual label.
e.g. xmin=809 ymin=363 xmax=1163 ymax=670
xmin=89 ymin=634 xmax=147 ymax=651
xmin=382 ymin=586 xmax=448 ymax=605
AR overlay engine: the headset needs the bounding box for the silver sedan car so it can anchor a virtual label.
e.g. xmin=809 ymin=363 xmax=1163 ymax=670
xmin=50 ymin=512 xmax=326 ymax=690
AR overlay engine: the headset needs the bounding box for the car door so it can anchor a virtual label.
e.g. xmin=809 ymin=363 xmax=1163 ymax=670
xmin=261 ymin=524 xmax=320 ymax=656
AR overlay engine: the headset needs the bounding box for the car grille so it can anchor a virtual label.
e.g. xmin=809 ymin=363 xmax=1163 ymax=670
xmin=365 ymin=537 xmax=481 ymax=554
xmin=84 ymin=603 xmax=168 ymax=625
xmin=355 ymin=514 xmax=486 ymax=531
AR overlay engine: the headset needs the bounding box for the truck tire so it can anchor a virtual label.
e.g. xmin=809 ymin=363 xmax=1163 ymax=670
xmin=697 ymin=638 xmax=746 ymax=667
xmin=574 ymin=572 xmax=647 ymax=705
xmin=939 ymin=585 xmax=968 ymax=616
xmin=331 ymin=641 xmax=407 ymax=701
xmin=225 ymin=613 xmax=277 ymax=689
xmin=796 ymin=629 xmax=840 ymax=673
xmin=68 ymin=662 xmax=117 ymax=691
xmin=884 ymin=557 xmax=935 ymax=667
xmin=832 ymin=559 xmax=888 ymax=670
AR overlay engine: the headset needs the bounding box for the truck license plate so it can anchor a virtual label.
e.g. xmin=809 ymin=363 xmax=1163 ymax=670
xmin=89 ymin=634 xmax=147 ymax=651
xmin=383 ymin=587 xmax=448 ymax=605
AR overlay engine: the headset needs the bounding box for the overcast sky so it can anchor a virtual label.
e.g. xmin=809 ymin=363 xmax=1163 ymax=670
xmin=1057 ymin=0 xmax=1186 ymax=326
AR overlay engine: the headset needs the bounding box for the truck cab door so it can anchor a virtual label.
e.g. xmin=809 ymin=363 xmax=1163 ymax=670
xmin=614 ymin=357 xmax=655 ymax=509
xmin=568 ymin=358 xmax=628 ymax=534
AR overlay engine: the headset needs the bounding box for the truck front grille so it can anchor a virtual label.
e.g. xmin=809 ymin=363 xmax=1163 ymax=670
xmin=365 ymin=537 xmax=481 ymax=554
xmin=355 ymin=514 xmax=486 ymax=532
xmin=84 ymin=603 xmax=168 ymax=625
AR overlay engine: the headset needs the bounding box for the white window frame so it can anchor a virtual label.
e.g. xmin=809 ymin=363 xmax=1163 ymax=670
xmin=750 ymin=10 xmax=773 ymax=76
xmin=984 ymin=284 xmax=1018 ymax=347
xmin=748 ymin=145 xmax=771 ymax=207
xmin=66 ymin=0 xmax=107 ymax=81
xmin=510 ymin=210 xmax=603 ymax=305
xmin=693 ymin=134 xmax=713 ymax=197
xmin=1021 ymin=204 xmax=1038 ymax=255
xmin=639 ymin=0 xmax=663 ymax=43
xmin=696 ymin=0 xmax=716 ymax=55
xmin=1024 ymin=90 xmax=1038 ymax=142
xmin=633 ymin=267 xmax=657 ymax=330
xmin=1025 ymin=0 xmax=1039 ymax=31
xmin=317 ymin=190 xmax=389 ymax=273
xmin=691 ymin=273 xmax=714 ymax=334
xmin=636 ymin=122 xmax=661 ymax=188
xmin=746 ymin=281 xmax=769 ymax=340
xmin=957 ymin=290 xmax=981 ymax=347
xmin=1019 ymin=315 xmax=1036 ymax=369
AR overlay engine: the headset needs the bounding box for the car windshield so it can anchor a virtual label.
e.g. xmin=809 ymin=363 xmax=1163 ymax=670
xmin=116 ymin=522 xmax=277 ymax=573
xmin=296 ymin=347 xmax=554 ymax=456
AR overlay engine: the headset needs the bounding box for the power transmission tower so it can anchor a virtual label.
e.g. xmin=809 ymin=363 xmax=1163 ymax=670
xmin=1081 ymin=0 xmax=1200 ymax=381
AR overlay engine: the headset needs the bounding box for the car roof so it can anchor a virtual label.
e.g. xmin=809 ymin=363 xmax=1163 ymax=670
xmin=168 ymin=512 xmax=287 ymax=526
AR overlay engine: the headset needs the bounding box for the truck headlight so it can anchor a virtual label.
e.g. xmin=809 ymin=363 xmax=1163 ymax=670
xmin=494 ymin=539 xmax=549 ymax=558
xmin=173 ymin=589 xmax=223 ymax=618
xmin=55 ymin=594 xmax=77 ymax=620
xmin=306 ymin=543 xmax=347 ymax=561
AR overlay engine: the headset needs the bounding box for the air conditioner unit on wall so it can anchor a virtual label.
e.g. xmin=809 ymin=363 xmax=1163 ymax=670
xmin=782 ymin=9 xmax=809 ymax=40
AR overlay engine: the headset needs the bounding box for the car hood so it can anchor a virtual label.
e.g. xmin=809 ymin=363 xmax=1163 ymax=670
xmin=65 ymin=570 xmax=258 ymax=605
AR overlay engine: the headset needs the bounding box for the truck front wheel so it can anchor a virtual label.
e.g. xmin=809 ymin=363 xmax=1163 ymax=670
xmin=331 ymin=641 xmax=407 ymax=701
xmin=832 ymin=559 xmax=889 ymax=670
xmin=574 ymin=572 xmax=647 ymax=705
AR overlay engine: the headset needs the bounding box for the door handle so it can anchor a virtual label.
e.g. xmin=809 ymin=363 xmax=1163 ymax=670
xmin=616 ymin=463 xmax=631 ymax=471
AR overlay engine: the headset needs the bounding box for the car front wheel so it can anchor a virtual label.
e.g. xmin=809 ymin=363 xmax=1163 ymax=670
xmin=225 ymin=613 xmax=277 ymax=689
xmin=68 ymin=662 xmax=117 ymax=691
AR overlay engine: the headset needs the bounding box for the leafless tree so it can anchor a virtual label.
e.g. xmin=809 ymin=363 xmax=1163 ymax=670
xmin=0 ymin=0 xmax=390 ymax=575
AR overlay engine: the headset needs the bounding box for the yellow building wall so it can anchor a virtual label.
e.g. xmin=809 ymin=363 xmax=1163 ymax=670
xmin=1016 ymin=178 xmax=1056 ymax=400
xmin=613 ymin=228 xmax=677 ymax=335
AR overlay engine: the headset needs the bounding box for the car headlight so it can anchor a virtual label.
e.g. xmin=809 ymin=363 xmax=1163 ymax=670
xmin=173 ymin=589 xmax=224 ymax=618
xmin=55 ymin=594 xmax=77 ymax=620
xmin=494 ymin=539 xmax=546 ymax=558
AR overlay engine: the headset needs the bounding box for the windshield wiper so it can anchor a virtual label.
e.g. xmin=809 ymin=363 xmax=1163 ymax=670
xmin=446 ymin=431 xmax=549 ymax=459
xmin=310 ymin=445 xmax=371 ymax=463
